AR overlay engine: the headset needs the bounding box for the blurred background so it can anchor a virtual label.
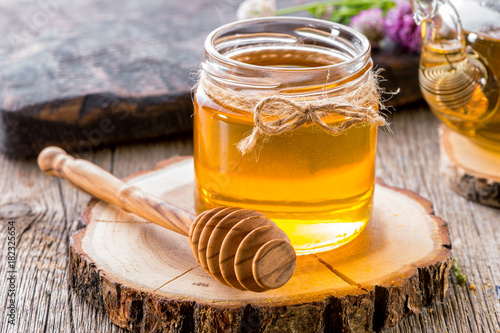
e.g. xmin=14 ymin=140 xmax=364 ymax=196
xmin=0 ymin=0 xmax=421 ymax=158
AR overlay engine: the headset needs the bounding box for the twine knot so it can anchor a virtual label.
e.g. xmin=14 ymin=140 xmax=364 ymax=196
xmin=237 ymin=95 xmax=385 ymax=154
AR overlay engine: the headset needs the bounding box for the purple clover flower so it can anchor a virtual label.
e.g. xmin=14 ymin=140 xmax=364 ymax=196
xmin=385 ymin=0 xmax=422 ymax=53
xmin=349 ymin=8 xmax=386 ymax=48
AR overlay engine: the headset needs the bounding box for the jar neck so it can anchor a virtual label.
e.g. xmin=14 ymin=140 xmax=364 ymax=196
xmin=201 ymin=17 xmax=372 ymax=97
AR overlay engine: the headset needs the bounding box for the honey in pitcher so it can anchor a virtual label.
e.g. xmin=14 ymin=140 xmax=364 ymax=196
xmin=195 ymin=18 xmax=378 ymax=254
xmin=417 ymin=0 xmax=500 ymax=150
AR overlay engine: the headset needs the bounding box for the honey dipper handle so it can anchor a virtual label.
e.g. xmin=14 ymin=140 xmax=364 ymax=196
xmin=37 ymin=146 xmax=192 ymax=236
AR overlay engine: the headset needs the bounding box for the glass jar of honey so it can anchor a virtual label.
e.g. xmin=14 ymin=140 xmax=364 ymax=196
xmin=194 ymin=17 xmax=382 ymax=254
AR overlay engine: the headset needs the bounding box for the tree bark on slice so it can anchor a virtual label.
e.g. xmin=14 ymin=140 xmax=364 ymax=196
xmin=69 ymin=157 xmax=452 ymax=332
xmin=440 ymin=124 xmax=500 ymax=208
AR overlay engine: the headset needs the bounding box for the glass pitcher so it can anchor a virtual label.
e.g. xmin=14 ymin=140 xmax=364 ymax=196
xmin=413 ymin=0 xmax=500 ymax=150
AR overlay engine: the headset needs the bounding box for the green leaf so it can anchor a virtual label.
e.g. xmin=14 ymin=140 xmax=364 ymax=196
xmin=275 ymin=0 xmax=397 ymax=24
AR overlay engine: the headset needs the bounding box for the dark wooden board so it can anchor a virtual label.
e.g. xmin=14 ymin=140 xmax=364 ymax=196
xmin=0 ymin=0 xmax=420 ymax=158
xmin=0 ymin=0 xmax=233 ymax=158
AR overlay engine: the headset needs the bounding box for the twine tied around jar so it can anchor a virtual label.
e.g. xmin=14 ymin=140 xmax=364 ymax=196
xmin=198 ymin=70 xmax=388 ymax=155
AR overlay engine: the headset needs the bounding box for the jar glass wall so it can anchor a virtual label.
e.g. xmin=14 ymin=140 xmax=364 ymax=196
xmin=194 ymin=17 xmax=379 ymax=254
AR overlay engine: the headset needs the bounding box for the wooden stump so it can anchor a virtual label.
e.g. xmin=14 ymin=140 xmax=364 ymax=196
xmin=69 ymin=157 xmax=452 ymax=332
xmin=440 ymin=124 xmax=500 ymax=208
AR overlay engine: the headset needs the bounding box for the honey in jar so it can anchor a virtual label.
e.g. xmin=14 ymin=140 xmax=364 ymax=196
xmin=194 ymin=18 xmax=382 ymax=254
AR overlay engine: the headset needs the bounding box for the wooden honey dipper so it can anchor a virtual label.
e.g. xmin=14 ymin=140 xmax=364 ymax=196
xmin=37 ymin=147 xmax=296 ymax=292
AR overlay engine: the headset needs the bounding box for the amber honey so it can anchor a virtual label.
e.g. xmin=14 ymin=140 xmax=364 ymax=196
xmin=195 ymin=18 xmax=378 ymax=254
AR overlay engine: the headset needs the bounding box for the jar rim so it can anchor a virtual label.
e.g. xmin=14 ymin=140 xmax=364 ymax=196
xmin=204 ymin=16 xmax=371 ymax=74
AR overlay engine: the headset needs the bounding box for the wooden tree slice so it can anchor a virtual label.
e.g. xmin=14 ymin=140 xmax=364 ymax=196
xmin=440 ymin=124 xmax=500 ymax=208
xmin=69 ymin=157 xmax=452 ymax=332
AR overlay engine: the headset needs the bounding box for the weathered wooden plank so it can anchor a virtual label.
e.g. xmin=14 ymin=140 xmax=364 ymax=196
xmin=1 ymin=108 xmax=499 ymax=332
xmin=377 ymin=109 xmax=500 ymax=333
xmin=0 ymin=154 xmax=74 ymax=333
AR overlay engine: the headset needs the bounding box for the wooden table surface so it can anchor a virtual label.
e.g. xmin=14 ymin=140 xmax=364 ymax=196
xmin=1 ymin=106 xmax=499 ymax=333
